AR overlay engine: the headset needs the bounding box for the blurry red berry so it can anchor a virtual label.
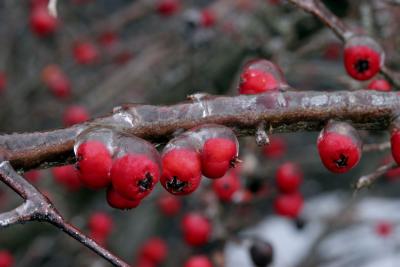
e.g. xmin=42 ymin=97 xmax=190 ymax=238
xmin=157 ymin=194 xmax=181 ymax=216
xmin=156 ymin=0 xmax=181 ymax=16
xmin=275 ymin=162 xmax=303 ymax=194
xmin=184 ymin=255 xmax=213 ymax=267
xmin=0 ymin=250 xmax=13 ymax=267
xmin=136 ymin=258 xmax=156 ymax=267
xmin=114 ymin=51 xmax=133 ymax=65
xmin=317 ymin=121 xmax=362 ymax=173
xmin=161 ymin=149 xmax=202 ymax=195
xmin=181 ymin=213 xmax=211 ymax=246
xmin=367 ymin=79 xmax=391 ymax=92
xmin=139 ymin=238 xmax=168 ymax=265
xmin=52 ymin=165 xmax=81 ymax=191
xmin=98 ymin=31 xmax=118 ymax=50
xmin=391 ymin=128 xmax=400 ymax=165
xmin=201 ymin=138 xmax=238 ymax=179
xmin=323 ymin=42 xmax=341 ymax=61
xmin=29 ymin=7 xmax=58 ymax=37
xmin=41 ymin=65 xmax=71 ymax=99
xmin=0 ymin=72 xmax=6 ymax=93
xmin=262 ymin=137 xmax=286 ymax=159
xmin=200 ymin=9 xmax=216 ymax=28
xmin=76 ymin=140 xmax=112 ymax=189
xmin=274 ymin=193 xmax=304 ymax=218
xmin=107 ymin=187 xmax=141 ymax=210
xmin=30 ymin=0 xmax=49 ymax=9
xmin=73 ymin=42 xmax=99 ymax=65
xmin=212 ymin=171 xmax=241 ymax=202
xmin=24 ymin=170 xmax=41 ymax=183
xmin=111 ymin=154 xmax=160 ymax=200
xmin=63 ymin=105 xmax=89 ymax=126
xmin=88 ymin=212 xmax=113 ymax=237
xmin=375 ymin=221 xmax=393 ymax=238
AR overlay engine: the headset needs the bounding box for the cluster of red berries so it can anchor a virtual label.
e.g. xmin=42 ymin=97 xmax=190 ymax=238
xmin=161 ymin=124 xmax=239 ymax=195
xmin=274 ymin=162 xmax=304 ymax=218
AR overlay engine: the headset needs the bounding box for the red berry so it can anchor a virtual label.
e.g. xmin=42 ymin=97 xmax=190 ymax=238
xmin=76 ymin=140 xmax=112 ymax=189
xmin=212 ymin=171 xmax=241 ymax=202
xmin=107 ymin=187 xmax=141 ymax=210
xmin=98 ymin=31 xmax=118 ymax=50
xmin=0 ymin=72 xmax=6 ymax=94
xmin=274 ymin=193 xmax=304 ymax=218
xmin=262 ymin=136 xmax=286 ymax=159
xmin=139 ymin=238 xmax=167 ymax=264
xmin=391 ymin=128 xmax=400 ymax=165
xmin=63 ymin=105 xmax=89 ymax=126
xmin=30 ymin=0 xmax=49 ymax=9
xmin=157 ymin=194 xmax=181 ymax=216
xmin=29 ymin=7 xmax=58 ymax=37
xmin=323 ymin=42 xmax=341 ymax=61
xmin=161 ymin=149 xmax=202 ymax=195
xmin=73 ymin=42 xmax=99 ymax=65
xmin=367 ymin=79 xmax=391 ymax=92
xmin=200 ymin=9 xmax=216 ymax=28
xmin=24 ymin=170 xmax=41 ymax=183
xmin=114 ymin=51 xmax=133 ymax=65
xmin=184 ymin=255 xmax=213 ymax=267
xmin=0 ymin=250 xmax=13 ymax=267
xmin=52 ymin=165 xmax=81 ymax=191
xmin=156 ymin=0 xmax=181 ymax=16
xmin=239 ymin=59 xmax=285 ymax=95
xmin=344 ymin=36 xmax=382 ymax=81
xmin=375 ymin=221 xmax=393 ymax=237
xmin=201 ymin=138 xmax=238 ymax=179
xmin=181 ymin=213 xmax=211 ymax=246
xmin=136 ymin=258 xmax=156 ymax=267
xmin=88 ymin=212 xmax=113 ymax=237
xmin=41 ymin=65 xmax=71 ymax=99
xmin=275 ymin=162 xmax=303 ymax=194
xmin=111 ymin=154 xmax=160 ymax=200
xmin=317 ymin=121 xmax=362 ymax=173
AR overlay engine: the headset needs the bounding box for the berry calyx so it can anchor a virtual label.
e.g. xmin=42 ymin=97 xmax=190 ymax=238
xmin=181 ymin=213 xmax=211 ymax=246
xmin=29 ymin=6 xmax=58 ymax=37
xmin=317 ymin=121 xmax=362 ymax=173
xmin=73 ymin=42 xmax=99 ymax=65
xmin=157 ymin=194 xmax=181 ymax=216
xmin=239 ymin=59 xmax=286 ymax=95
xmin=52 ymin=165 xmax=81 ymax=191
xmin=274 ymin=193 xmax=304 ymax=218
xmin=201 ymin=137 xmax=238 ymax=179
xmin=161 ymin=148 xmax=202 ymax=195
xmin=139 ymin=238 xmax=167 ymax=265
xmin=0 ymin=250 xmax=14 ymax=267
xmin=111 ymin=154 xmax=160 ymax=200
xmin=107 ymin=187 xmax=141 ymax=210
xmin=212 ymin=171 xmax=241 ymax=202
xmin=367 ymin=79 xmax=391 ymax=92
xmin=41 ymin=65 xmax=71 ymax=99
xmin=249 ymin=239 xmax=274 ymax=267
xmin=343 ymin=36 xmax=383 ymax=81
xmin=275 ymin=162 xmax=303 ymax=194
xmin=76 ymin=140 xmax=112 ymax=189
xmin=63 ymin=105 xmax=89 ymax=126
xmin=184 ymin=255 xmax=213 ymax=267
xmin=156 ymin=0 xmax=181 ymax=16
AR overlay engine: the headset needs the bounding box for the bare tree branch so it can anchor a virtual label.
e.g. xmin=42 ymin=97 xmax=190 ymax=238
xmin=354 ymin=161 xmax=397 ymax=191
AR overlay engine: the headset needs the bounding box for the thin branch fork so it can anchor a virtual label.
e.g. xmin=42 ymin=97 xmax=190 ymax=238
xmin=0 ymin=161 xmax=130 ymax=267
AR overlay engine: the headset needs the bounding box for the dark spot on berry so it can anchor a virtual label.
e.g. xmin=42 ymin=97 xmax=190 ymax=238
xmin=335 ymin=154 xmax=348 ymax=168
xmin=249 ymin=238 xmax=274 ymax=267
xmin=355 ymin=59 xmax=369 ymax=73
xmin=166 ymin=176 xmax=187 ymax=193
xmin=138 ymin=173 xmax=153 ymax=191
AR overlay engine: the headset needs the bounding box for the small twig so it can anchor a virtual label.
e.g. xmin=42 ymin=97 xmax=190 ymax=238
xmin=48 ymin=0 xmax=57 ymax=17
xmin=0 ymin=161 xmax=129 ymax=267
xmin=354 ymin=162 xmax=397 ymax=191
xmin=255 ymin=123 xmax=270 ymax=146
xmin=363 ymin=141 xmax=391 ymax=152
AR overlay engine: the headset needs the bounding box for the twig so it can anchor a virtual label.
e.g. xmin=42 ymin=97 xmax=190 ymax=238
xmin=354 ymin=162 xmax=397 ymax=191
xmin=0 ymin=161 xmax=130 ymax=267
xmin=48 ymin=0 xmax=57 ymax=17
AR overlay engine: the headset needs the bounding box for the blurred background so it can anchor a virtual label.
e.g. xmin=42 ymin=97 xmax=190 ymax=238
xmin=1 ymin=0 xmax=400 ymax=266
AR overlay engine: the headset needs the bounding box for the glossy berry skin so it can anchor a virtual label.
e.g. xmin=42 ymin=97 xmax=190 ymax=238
xmin=41 ymin=65 xmax=71 ymax=99
xmin=274 ymin=193 xmax=304 ymax=218
xmin=391 ymin=129 xmax=400 ymax=165
xmin=161 ymin=149 xmax=202 ymax=195
xmin=367 ymin=79 xmax=391 ymax=92
xmin=275 ymin=162 xmax=303 ymax=194
xmin=201 ymin=138 xmax=238 ymax=179
xmin=156 ymin=0 xmax=181 ymax=16
xmin=239 ymin=69 xmax=279 ymax=95
xmin=262 ymin=137 xmax=286 ymax=159
xmin=212 ymin=171 xmax=241 ymax=202
xmin=184 ymin=255 xmax=213 ymax=267
xmin=344 ymin=45 xmax=381 ymax=81
xmin=200 ymin=9 xmax=216 ymax=28
xmin=139 ymin=238 xmax=167 ymax=264
xmin=76 ymin=140 xmax=112 ymax=189
xmin=249 ymin=239 xmax=274 ymax=267
xmin=29 ymin=7 xmax=58 ymax=37
xmin=73 ymin=42 xmax=99 ymax=65
xmin=0 ymin=72 xmax=6 ymax=94
xmin=107 ymin=187 xmax=141 ymax=210
xmin=157 ymin=194 xmax=181 ymax=216
xmin=0 ymin=250 xmax=14 ymax=267
xmin=181 ymin=213 xmax=211 ymax=246
xmin=52 ymin=165 xmax=81 ymax=191
xmin=63 ymin=105 xmax=89 ymax=126
xmin=111 ymin=154 xmax=160 ymax=200
xmin=317 ymin=129 xmax=361 ymax=174
xmin=88 ymin=212 xmax=113 ymax=236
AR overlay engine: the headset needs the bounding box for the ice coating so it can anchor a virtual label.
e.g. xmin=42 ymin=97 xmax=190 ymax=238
xmin=345 ymin=35 xmax=385 ymax=67
xmin=74 ymin=127 xmax=116 ymax=156
xmin=318 ymin=120 xmax=362 ymax=149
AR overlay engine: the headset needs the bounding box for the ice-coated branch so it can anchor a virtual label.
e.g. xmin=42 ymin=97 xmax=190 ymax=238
xmin=354 ymin=161 xmax=397 ymax=191
xmin=1 ymin=90 xmax=400 ymax=171
xmin=0 ymin=161 xmax=130 ymax=267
